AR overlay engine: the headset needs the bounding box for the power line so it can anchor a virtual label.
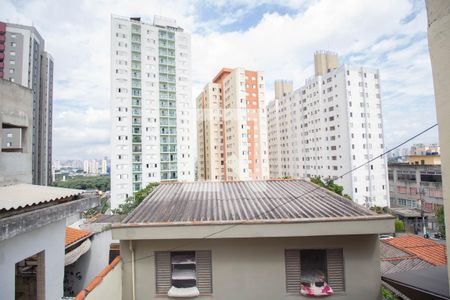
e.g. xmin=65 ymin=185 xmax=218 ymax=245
xmin=121 ymin=123 xmax=438 ymax=265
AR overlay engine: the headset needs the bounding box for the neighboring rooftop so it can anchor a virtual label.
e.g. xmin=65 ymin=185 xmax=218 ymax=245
xmin=383 ymin=235 xmax=447 ymax=266
xmin=380 ymin=239 xmax=433 ymax=274
xmin=0 ymin=183 xmax=83 ymax=211
xmin=389 ymin=207 xmax=433 ymax=218
xmin=75 ymin=256 xmax=122 ymax=300
xmin=65 ymin=227 xmax=91 ymax=247
xmin=123 ymin=180 xmax=387 ymax=225
xmin=382 ymin=265 xmax=449 ymax=300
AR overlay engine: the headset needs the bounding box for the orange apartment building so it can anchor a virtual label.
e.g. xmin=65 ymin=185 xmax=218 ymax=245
xmin=196 ymin=68 xmax=269 ymax=181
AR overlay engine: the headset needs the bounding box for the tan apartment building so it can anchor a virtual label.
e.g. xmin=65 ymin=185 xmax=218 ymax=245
xmin=111 ymin=180 xmax=394 ymax=300
xmin=197 ymin=68 xmax=269 ymax=181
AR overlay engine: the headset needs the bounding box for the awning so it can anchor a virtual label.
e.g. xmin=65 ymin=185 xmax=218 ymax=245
xmin=65 ymin=238 xmax=91 ymax=266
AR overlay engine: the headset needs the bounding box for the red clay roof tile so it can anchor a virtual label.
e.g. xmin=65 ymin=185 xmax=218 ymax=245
xmin=384 ymin=235 xmax=447 ymax=266
xmin=65 ymin=227 xmax=91 ymax=247
xmin=75 ymin=256 xmax=122 ymax=298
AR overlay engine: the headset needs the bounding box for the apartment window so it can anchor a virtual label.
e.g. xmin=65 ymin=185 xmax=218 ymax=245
xmin=155 ymin=251 xmax=212 ymax=296
xmin=397 ymin=186 xmax=407 ymax=194
xmin=285 ymin=249 xmax=344 ymax=295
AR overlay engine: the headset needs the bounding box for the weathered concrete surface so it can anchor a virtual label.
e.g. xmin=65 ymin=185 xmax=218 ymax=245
xmin=120 ymin=235 xmax=382 ymax=300
xmin=426 ymin=0 xmax=450 ymax=288
xmin=0 ymin=196 xmax=100 ymax=241
xmin=0 ymin=79 xmax=33 ymax=185
xmin=0 ymin=218 xmax=66 ymax=300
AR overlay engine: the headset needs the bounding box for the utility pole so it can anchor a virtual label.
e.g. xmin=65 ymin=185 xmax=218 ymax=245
xmin=418 ymin=187 xmax=428 ymax=237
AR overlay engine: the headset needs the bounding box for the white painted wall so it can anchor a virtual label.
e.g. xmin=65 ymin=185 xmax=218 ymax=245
xmin=85 ymin=260 xmax=122 ymax=300
xmin=0 ymin=219 xmax=66 ymax=300
xmin=65 ymin=230 xmax=114 ymax=296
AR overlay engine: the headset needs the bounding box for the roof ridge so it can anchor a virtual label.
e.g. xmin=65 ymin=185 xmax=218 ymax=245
xmin=75 ymin=256 xmax=121 ymax=299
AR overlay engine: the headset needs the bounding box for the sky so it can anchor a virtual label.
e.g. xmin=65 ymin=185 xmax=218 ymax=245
xmin=0 ymin=0 xmax=438 ymax=160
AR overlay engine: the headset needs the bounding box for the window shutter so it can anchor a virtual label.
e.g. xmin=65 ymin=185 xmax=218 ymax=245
xmin=155 ymin=251 xmax=171 ymax=294
xmin=196 ymin=250 xmax=212 ymax=294
xmin=285 ymin=249 xmax=301 ymax=294
xmin=327 ymin=249 xmax=345 ymax=292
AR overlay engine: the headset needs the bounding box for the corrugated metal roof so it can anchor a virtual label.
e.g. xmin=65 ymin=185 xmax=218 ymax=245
xmin=380 ymin=242 xmax=433 ymax=274
xmin=0 ymin=184 xmax=83 ymax=211
xmin=124 ymin=180 xmax=380 ymax=225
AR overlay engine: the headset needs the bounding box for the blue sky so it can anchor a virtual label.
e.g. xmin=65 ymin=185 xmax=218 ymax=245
xmin=0 ymin=0 xmax=438 ymax=160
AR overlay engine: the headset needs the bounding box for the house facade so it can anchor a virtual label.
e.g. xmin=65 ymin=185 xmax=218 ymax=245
xmin=0 ymin=184 xmax=99 ymax=300
xmin=112 ymin=180 xmax=394 ymax=300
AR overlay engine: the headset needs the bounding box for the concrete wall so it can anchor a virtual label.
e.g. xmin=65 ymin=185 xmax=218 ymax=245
xmin=0 ymin=78 xmax=33 ymax=185
xmin=426 ymin=0 xmax=450 ymax=288
xmin=85 ymin=259 xmax=122 ymax=300
xmin=120 ymin=235 xmax=381 ymax=300
xmin=66 ymin=230 xmax=113 ymax=295
xmin=0 ymin=219 xmax=66 ymax=300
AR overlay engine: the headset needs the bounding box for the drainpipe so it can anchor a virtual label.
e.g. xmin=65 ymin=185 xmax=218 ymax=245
xmin=129 ymin=240 xmax=136 ymax=300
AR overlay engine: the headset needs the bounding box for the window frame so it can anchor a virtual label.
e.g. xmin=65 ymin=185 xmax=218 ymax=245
xmin=155 ymin=250 xmax=213 ymax=296
xmin=285 ymin=248 xmax=345 ymax=295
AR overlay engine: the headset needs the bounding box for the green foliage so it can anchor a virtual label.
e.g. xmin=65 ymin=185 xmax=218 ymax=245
xmin=370 ymin=206 xmax=388 ymax=214
xmin=83 ymin=196 xmax=110 ymax=218
xmin=394 ymin=219 xmax=405 ymax=232
xmin=310 ymin=176 xmax=350 ymax=199
xmin=53 ymin=176 xmax=110 ymax=192
xmin=437 ymin=206 xmax=446 ymax=238
xmin=113 ymin=182 xmax=159 ymax=216
xmin=381 ymin=286 xmax=400 ymax=300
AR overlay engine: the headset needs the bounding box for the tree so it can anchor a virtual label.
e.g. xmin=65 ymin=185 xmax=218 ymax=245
xmin=436 ymin=206 xmax=446 ymax=238
xmin=83 ymin=196 xmax=111 ymax=218
xmin=113 ymin=182 xmax=159 ymax=215
xmin=310 ymin=176 xmax=351 ymax=200
xmin=53 ymin=176 xmax=110 ymax=192
xmin=395 ymin=219 xmax=405 ymax=232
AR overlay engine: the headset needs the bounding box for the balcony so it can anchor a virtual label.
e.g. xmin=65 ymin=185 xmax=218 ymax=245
xmin=161 ymin=136 xmax=177 ymax=144
xmin=132 ymin=165 xmax=142 ymax=172
xmin=132 ymin=54 xmax=141 ymax=61
xmin=132 ymin=117 xmax=141 ymax=125
xmin=160 ymin=128 xmax=176 ymax=135
xmin=131 ymin=62 xmax=141 ymax=70
xmin=132 ymin=135 xmax=141 ymax=143
xmin=132 ymin=108 xmax=141 ymax=116
xmin=131 ymin=71 xmax=141 ymax=79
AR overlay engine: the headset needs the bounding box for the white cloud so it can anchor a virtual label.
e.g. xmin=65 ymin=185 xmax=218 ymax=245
xmin=0 ymin=0 xmax=437 ymax=160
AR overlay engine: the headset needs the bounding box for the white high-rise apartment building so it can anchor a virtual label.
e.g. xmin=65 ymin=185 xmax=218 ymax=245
xmin=110 ymin=16 xmax=194 ymax=208
xmin=267 ymin=51 xmax=389 ymax=207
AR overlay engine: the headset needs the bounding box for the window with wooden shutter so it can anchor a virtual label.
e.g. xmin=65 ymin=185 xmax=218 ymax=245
xmin=155 ymin=251 xmax=171 ymax=294
xmin=155 ymin=250 xmax=213 ymax=295
xmin=285 ymin=249 xmax=301 ymax=293
xmin=326 ymin=249 xmax=345 ymax=292
xmin=285 ymin=249 xmax=345 ymax=294
xmin=196 ymin=250 xmax=212 ymax=294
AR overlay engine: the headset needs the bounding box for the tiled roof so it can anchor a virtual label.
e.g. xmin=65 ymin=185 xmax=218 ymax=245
xmin=0 ymin=184 xmax=83 ymax=211
xmin=383 ymin=235 xmax=447 ymax=266
xmin=123 ymin=180 xmax=389 ymax=225
xmin=65 ymin=227 xmax=91 ymax=247
xmin=75 ymin=256 xmax=122 ymax=300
